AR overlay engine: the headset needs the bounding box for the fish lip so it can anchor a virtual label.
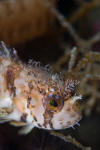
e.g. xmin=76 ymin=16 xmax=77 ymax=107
xmin=70 ymin=95 xmax=82 ymax=104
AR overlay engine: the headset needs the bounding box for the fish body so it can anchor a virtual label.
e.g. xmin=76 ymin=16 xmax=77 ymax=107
xmin=0 ymin=41 xmax=82 ymax=134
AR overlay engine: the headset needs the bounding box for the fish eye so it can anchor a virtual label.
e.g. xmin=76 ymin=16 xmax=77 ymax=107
xmin=49 ymin=99 xmax=58 ymax=107
xmin=43 ymin=95 xmax=64 ymax=112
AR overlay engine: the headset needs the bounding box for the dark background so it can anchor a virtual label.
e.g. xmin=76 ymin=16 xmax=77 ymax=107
xmin=0 ymin=0 xmax=100 ymax=150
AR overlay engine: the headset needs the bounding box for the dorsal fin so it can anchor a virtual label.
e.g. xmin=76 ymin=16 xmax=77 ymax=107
xmin=0 ymin=41 xmax=19 ymax=61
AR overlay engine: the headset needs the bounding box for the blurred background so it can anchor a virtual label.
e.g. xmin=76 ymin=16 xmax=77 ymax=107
xmin=0 ymin=0 xmax=100 ymax=150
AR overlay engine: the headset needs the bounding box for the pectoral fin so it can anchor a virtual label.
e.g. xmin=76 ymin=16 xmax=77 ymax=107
xmin=18 ymin=123 xmax=35 ymax=134
xmin=10 ymin=121 xmax=26 ymax=127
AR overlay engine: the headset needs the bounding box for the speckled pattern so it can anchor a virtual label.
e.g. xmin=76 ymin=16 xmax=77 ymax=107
xmin=0 ymin=41 xmax=82 ymax=134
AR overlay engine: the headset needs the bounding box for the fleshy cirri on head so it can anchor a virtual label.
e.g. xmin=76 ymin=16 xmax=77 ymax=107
xmin=0 ymin=41 xmax=82 ymax=134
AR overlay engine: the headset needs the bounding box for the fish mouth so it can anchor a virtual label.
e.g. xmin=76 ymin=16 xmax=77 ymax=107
xmin=71 ymin=95 xmax=82 ymax=103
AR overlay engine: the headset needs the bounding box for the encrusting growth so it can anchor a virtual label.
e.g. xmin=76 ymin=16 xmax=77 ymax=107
xmin=0 ymin=41 xmax=82 ymax=134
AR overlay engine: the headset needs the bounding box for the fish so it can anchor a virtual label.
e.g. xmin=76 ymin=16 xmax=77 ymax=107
xmin=0 ymin=41 xmax=82 ymax=134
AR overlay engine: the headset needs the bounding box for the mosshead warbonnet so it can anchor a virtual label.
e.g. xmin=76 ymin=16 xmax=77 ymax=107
xmin=0 ymin=41 xmax=82 ymax=134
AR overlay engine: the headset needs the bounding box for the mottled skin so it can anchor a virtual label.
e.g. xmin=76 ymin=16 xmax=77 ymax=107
xmin=0 ymin=41 xmax=82 ymax=134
